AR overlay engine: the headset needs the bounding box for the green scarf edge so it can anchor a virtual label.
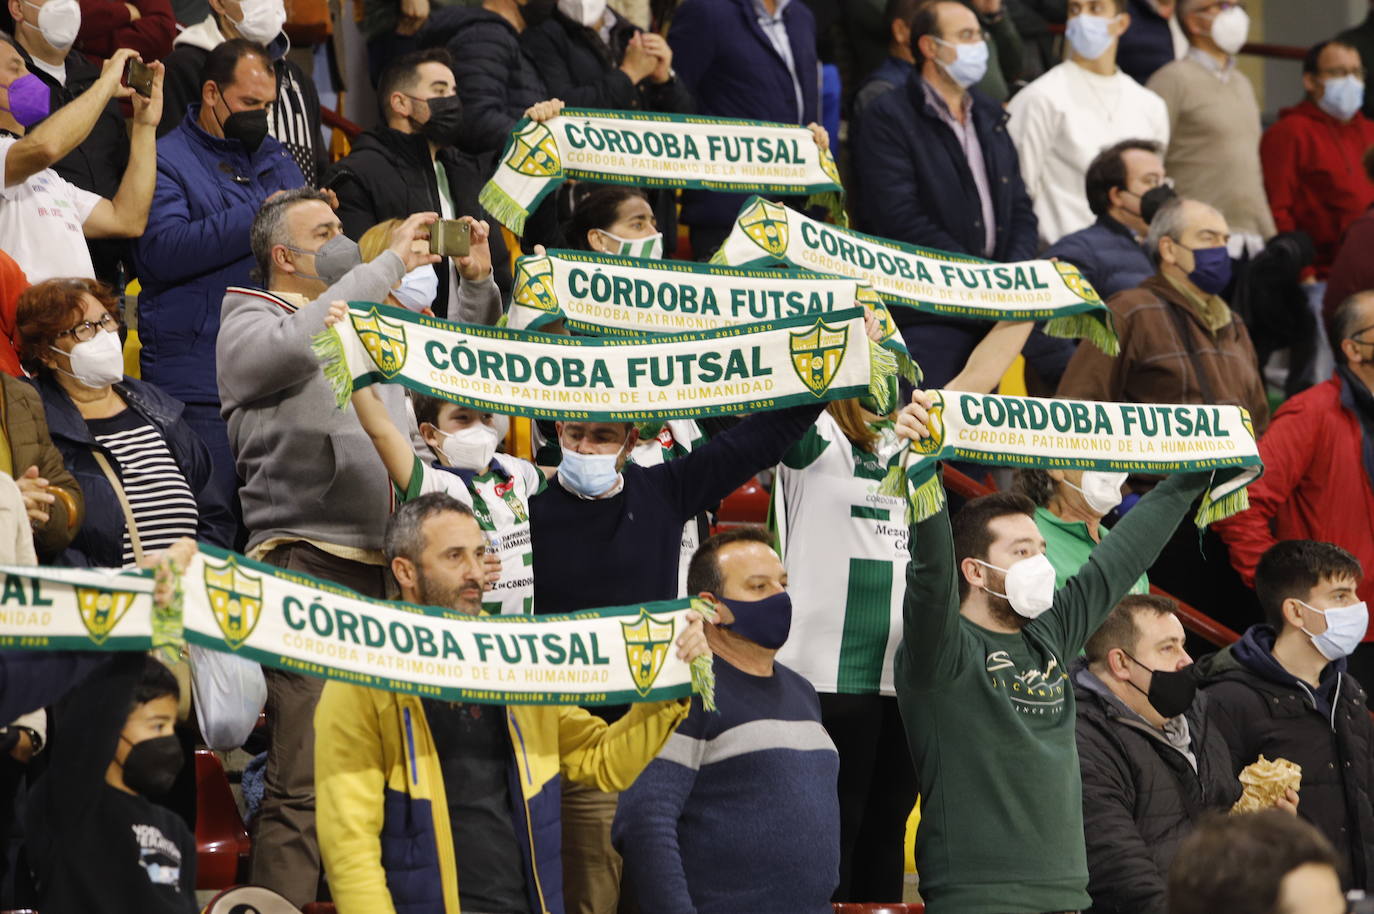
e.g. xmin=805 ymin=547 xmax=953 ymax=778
xmin=1046 ymin=312 xmax=1120 ymax=357
xmin=479 ymin=183 xmax=532 ymax=237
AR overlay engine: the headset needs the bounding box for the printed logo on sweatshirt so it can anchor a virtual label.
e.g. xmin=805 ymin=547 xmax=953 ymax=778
xmin=985 ymin=650 xmax=1068 ymax=717
xmin=131 ymin=823 xmax=182 ymax=890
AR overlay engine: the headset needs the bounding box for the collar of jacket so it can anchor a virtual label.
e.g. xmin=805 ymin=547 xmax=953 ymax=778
xmin=38 ymin=373 xmax=183 ymax=447
xmin=176 ymin=12 xmax=289 ymax=60
xmin=180 ymin=103 xmax=280 ymax=163
xmin=13 ymin=41 xmax=98 ymax=99
xmin=1073 ymin=660 xmax=1202 ymax=754
xmin=366 ymin=125 xmax=435 ymax=168
xmin=906 ymin=69 xmax=1007 ymax=133
xmin=1099 ymin=213 xmax=1141 ymax=242
xmin=1140 ymin=273 xmax=1231 ymax=334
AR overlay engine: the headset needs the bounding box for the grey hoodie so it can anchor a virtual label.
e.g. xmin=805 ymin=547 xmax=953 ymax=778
xmin=216 ymin=252 xmax=501 ymax=553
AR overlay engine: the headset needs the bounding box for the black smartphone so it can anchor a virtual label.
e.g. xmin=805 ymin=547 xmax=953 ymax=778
xmin=429 ymin=219 xmax=471 ymax=257
xmin=123 ymin=59 xmax=154 ymax=98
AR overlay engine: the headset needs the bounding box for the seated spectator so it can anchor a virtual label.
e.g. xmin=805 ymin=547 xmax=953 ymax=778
xmin=158 ymin=0 xmax=322 ymax=182
xmin=615 ymin=527 xmax=840 ymax=914
xmin=667 ymin=0 xmax=820 ymax=259
xmin=1057 ymin=196 xmax=1270 ymax=430
xmin=133 ymin=38 xmax=304 ymax=519
xmin=1199 ymin=540 xmax=1374 ymax=892
xmin=1116 ymin=0 xmax=1184 ymax=84
xmin=315 ymin=493 xmax=707 ymax=914
xmin=1323 ymin=147 xmax=1374 ymax=325
xmin=324 ymin=49 xmax=513 ymax=312
xmin=1074 ymin=594 xmax=1243 ymax=914
xmin=1261 ymin=39 xmax=1374 ymax=387
xmin=852 ymin=0 xmax=925 ymax=133
xmin=1007 ymin=0 xmax=1170 ymax=245
xmin=74 ymin=0 xmax=175 ymax=63
xmin=1214 ymin=292 xmax=1374 ymax=687
xmin=419 ymin=0 xmax=549 ymax=157
xmin=1147 ymin=0 xmax=1275 ymax=262
xmin=0 ymin=41 xmax=158 ymax=283
xmin=1013 ymin=467 xmax=1147 ymax=593
xmin=18 ymin=277 xmax=233 ymax=567
xmin=1044 ymin=139 xmax=1167 ymax=300
xmin=1167 ymin=810 xmax=1346 ymax=914
xmin=0 ymin=367 xmax=83 ymax=563
xmin=27 ymin=650 xmax=197 ymax=914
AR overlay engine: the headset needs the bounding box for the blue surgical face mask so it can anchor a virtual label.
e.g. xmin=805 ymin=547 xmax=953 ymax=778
xmin=1297 ymin=599 xmax=1369 ymax=662
xmin=1319 ymin=75 xmax=1365 ymax=122
xmin=718 ymin=591 xmax=792 ymax=650
xmin=1065 ymin=14 xmax=1116 ymax=61
xmin=933 ymin=37 xmax=989 ymax=89
xmin=557 ymin=446 xmax=624 ymax=498
xmin=1178 ymin=243 xmax=1233 ymax=296
xmin=392 ymin=264 xmax=439 ymax=312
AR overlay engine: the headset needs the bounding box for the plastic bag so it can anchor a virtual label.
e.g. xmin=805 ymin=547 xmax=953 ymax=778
xmin=189 ymin=644 xmax=267 ymax=751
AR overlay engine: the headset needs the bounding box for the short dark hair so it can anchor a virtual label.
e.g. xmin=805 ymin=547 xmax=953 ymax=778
xmin=686 ymin=526 xmax=777 ymax=597
xmin=884 ymin=0 xmax=928 ymax=28
xmin=1085 ymin=139 xmax=1164 ymax=218
xmin=1012 ymin=468 xmax=1055 ymax=507
xmin=200 ymin=38 xmax=271 ymax=92
xmin=129 ymin=656 xmax=181 ymax=713
xmin=1330 ymin=291 xmax=1374 ymax=364
xmin=1303 ymin=39 xmax=1357 ymax=76
xmin=377 ymin=47 xmax=456 ymax=118
xmin=1167 ymin=810 xmax=1343 ymax=914
xmin=909 ymin=0 xmax=957 ymax=63
xmin=1084 ymin=594 xmax=1178 ymax=665
xmin=566 ymin=185 xmax=651 ymax=251
xmin=383 ymin=492 xmax=477 ymax=564
xmin=951 ymin=492 xmax=1037 ymax=602
xmin=249 ymin=187 xmax=334 ymax=284
xmin=1254 ymin=540 xmax=1363 ymax=629
xmin=411 ymin=392 xmax=455 ymax=429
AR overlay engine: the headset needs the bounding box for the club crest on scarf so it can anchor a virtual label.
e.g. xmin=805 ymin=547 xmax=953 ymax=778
xmin=739 ymin=198 xmax=790 ymax=258
xmin=512 ymin=256 xmax=560 ymax=314
xmin=1054 ymin=261 xmax=1102 ymax=304
xmin=912 ymin=390 xmax=947 ymax=456
xmin=204 ymin=557 xmax=264 ymax=650
xmin=350 ymin=308 xmax=410 ymax=379
xmin=621 ymin=608 xmax=675 ymax=696
xmin=790 ymin=318 xmax=850 ymax=397
xmin=505 ymin=120 xmax=563 ymax=179
xmin=76 ymin=586 xmax=138 ymax=645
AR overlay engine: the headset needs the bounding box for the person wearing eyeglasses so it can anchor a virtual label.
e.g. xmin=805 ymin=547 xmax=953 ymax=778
xmin=16 ymin=277 xmax=234 ymax=568
xmin=1146 ymin=0 xmax=1275 ymax=270
xmin=1214 ymin=290 xmax=1374 ymax=698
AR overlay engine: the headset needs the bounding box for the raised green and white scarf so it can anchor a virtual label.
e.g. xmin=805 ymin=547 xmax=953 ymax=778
xmin=0 ymin=545 xmax=720 ymax=708
xmin=878 ymin=391 xmax=1264 ymax=528
xmin=479 ymin=110 xmax=845 ymax=235
xmin=711 ymin=196 xmax=1119 ymax=355
xmin=507 ymin=249 xmax=917 ymax=382
xmin=313 ymin=302 xmax=897 ymax=421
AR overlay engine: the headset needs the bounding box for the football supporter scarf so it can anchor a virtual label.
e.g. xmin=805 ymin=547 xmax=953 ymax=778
xmin=711 ymin=196 xmax=1119 ymax=355
xmin=879 ymin=392 xmax=1264 ymax=528
xmin=507 ymin=249 xmax=917 ymax=382
xmin=0 ymin=545 xmax=719 ymax=708
xmin=312 ymin=302 xmax=898 ymax=421
xmin=479 ymin=110 xmax=845 ymax=235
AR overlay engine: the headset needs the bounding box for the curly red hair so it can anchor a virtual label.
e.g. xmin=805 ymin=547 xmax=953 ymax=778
xmin=17 ymin=278 xmax=120 ymax=374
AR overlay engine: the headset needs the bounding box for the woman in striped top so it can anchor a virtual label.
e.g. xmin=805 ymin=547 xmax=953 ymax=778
xmin=18 ymin=279 xmax=234 ymax=567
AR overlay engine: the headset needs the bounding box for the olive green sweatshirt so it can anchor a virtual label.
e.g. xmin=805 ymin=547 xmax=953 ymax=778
xmin=895 ymin=471 xmax=1211 ymax=914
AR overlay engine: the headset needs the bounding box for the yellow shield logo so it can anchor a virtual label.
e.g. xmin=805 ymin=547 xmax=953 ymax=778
xmin=513 ymin=256 xmax=560 ymax=314
xmin=76 ymin=586 xmax=138 ymax=645
xmin=911 ymin=391 xmax=947 ymax=457
xmin=204 ymin=557 xmax=264 ymax=650
xmin=350 ymin=308 xmax=409 ymax=380
xmin=504 ymin=120 xmax=563 ymax=178
xmin=857 ymin=286 xmax=897 ymax=345
xmin=1240 ymin=408 xmax=1255 ymax=443
xmin=1054 ymin=261 xmax=1102 ymax=304
xmin=818 ymin=146 xmax=842 ymax=188
xmin=789 ymin=318 xmax=850 ymax=397
xmin=621 ymin=609 xmax=675 ymax=697
xmin=739 ymin=199 xmax=790 ymax=258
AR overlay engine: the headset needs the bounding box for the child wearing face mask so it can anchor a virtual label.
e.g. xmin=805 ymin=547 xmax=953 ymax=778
xmin=26 ymin=652 xmax=197 ymax=913
xmin=349 ymin=382 xmax=542 ymax=616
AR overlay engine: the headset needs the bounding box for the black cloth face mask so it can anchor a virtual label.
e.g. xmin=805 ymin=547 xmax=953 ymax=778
xmin=119 ymin=733 xmax=184 ymax=797
xmin=1123 ymin=651 xmax=1197 ymax=720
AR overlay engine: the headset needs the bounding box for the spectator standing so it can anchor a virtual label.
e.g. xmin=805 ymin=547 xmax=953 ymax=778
xmin=324 ymin=49 xmax=513 ymax=312
xmin=1214 ymin=291 xmax=1374 ymax=688
xmin=217 ymin=192 xmax=496 ymax=906
xmin=0 ymin=41 xmax=158 ymax=283
xmin=1198 ymin=540 xmax=1374 ymax=893
xmin=1007 ymin=0 xmax=1170 ymax=246
xmin=316 ymin=494 xmax=705 ymax=914
xmin=1043 ymin=139 xmax=1165 ymax=300
xmin=133 ymin=39 xmax=304 ymax=521
xmin=19 ymin=278 xmax=232 ymax=568
xmin=892 ymin=387 xmax=1212 ymax=914
xmin=73 ymin=0 xmax=174 ymax=62
xmin=1116 ymin=0 xmax=1185 ymax=84
xmin=1074 ymin=595 xmax=1242 ymax=914
xmin=1013 ymin=467 xmax=1147 ymax=594
xmin=158 ymin=0 xmax=323 ymax=184
xmin=1146 ymin=0 xmax=1275 ymax=262
xmin=667 ymin=0 xmax=820 ymax=259
xmin=615 ymin=527 xmax=840 ymax=914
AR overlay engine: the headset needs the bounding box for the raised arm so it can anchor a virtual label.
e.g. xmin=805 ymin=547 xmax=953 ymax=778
xmin=350 ymin=383 xmax=421 ymax=493
xmin=82 ymin=60 xmax=164 ymax=238
xmin=946 ymin=321 xmax=1034 ymax=393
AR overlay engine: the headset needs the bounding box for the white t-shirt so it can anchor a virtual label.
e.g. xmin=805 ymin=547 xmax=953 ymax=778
xmin=0 ymin=137 xmax=99 ymax=281
xmin=1006 ymin=61 xmax=1170 ymax=246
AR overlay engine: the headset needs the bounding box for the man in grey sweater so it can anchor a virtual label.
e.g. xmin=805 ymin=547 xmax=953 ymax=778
xmin=215 ymin=187 xmax=500 ymax=905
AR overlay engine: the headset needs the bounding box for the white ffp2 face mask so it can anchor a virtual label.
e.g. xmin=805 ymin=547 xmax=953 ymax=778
xmin=976 ymin=554 xmax=1058 ymax=619
xmin=52 ymin=328 xmax=124 ymax=389
xmin=26 ymin=0 xmax=80 ymax=52
xmin=1064 ymin=470 xmax=1128 ymax=516
xmin=235 ymin=0 xmax=286 ymax=45
xmin=436 ymin=424 xmax=500 ymax=471
xmin=1210 ymin=6 xmax=1249 ymax=56
xmin=557 ymin=0 xmax=607 ymax=28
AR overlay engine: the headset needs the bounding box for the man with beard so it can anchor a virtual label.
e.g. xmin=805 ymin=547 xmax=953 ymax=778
xmin=314 ymin=493 xmax=710 ymax=914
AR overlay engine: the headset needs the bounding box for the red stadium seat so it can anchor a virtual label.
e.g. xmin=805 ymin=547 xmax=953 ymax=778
xmin=194 ymin=749 xmax=251 ymax=890
xmin=713 ymin=477 xmax=770 ymax=530
xmin=302 ymin=904 xmax=337 ymax=914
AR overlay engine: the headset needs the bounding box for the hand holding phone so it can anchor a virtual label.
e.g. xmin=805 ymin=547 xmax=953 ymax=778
xmin=429 ymin=219 xmax=471 ymax=257
xmin=123 ymin=58 xmax=154 ymax=98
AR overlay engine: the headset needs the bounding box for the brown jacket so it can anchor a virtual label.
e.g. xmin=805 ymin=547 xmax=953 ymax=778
xmin=0 ymin=375 xmax=83 ymax=559
xmin=1056 ymin=274 xmax=1271 ymax=433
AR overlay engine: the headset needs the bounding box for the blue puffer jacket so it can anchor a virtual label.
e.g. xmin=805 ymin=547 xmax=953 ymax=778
xmin=1043 ymin=215 xmax=1154 ymax=301
xmin=132 ymin=108 xmax=305 ymax=405
xmin=36 ymin=373 xmax=235 ymax=567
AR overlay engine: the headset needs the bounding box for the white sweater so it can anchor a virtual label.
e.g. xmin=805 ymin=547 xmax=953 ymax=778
xmin=1007 ymin=60 xmax=1170 ymax=246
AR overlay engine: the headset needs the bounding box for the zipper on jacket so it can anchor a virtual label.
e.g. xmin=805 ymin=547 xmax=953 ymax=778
xmin=403 ymin=706 xmax=419 ymax=785
xmin=508 ymin=710 xmax=549 ymax=913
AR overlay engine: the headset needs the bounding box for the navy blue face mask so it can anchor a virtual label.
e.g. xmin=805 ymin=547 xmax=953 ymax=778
xmin=717 ymin=591 xmax=792 ymax=649
xmin=1180 ymin=243 xmax=1232 ymax=295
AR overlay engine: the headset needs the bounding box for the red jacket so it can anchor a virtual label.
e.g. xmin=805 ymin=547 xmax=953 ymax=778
xmin=1214 ymin=374 xmax=1374 ymax=638
xmin=1261 ymin=99 xmax=1374 ymax=275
